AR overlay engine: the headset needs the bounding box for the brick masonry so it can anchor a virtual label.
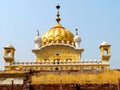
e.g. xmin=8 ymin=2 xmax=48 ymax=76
xmin=0 ymin=84 xmax=118 ymax=90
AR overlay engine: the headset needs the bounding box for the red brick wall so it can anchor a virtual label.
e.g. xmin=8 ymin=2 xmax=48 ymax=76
xmin=0 ymin=84 xmax=118 ymax=90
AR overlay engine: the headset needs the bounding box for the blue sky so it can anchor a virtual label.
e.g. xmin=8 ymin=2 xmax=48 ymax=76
xmin=0 ymin=0 xmax=120 ymax=70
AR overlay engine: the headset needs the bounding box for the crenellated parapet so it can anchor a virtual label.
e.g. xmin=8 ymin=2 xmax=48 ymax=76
xmin=11 ymin=59 xmax=105 ymax=66
xmin=10 ymin=58 xmax=110 ymax=71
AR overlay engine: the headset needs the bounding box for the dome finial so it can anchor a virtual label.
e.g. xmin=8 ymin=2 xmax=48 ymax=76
xmin=75 ymin=28 xmax=78 ymax=35
xmin=56 ymin=4 xmax=61 ymax=23
xmin=36 ymin=30 xmax=40 ymax=36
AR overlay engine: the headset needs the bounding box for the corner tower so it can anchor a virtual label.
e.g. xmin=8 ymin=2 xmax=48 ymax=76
xmin=99 ymin=41 xmax=111 ymax=64
xmin=3 ymin=44 xmax=15 ymax=70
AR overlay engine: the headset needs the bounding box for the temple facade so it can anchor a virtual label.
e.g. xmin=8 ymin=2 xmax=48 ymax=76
xmin=3 ymin=5 xmax=111 ymax=72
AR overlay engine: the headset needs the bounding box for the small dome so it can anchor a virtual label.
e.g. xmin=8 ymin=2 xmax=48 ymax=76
xmin=5 ymin=44 xmax=15 ymax=48
xmin=101 ymin=41 xmax=108 ymax=45
xmin=42 ymin=23 xmax=74 ymax=44
xmin=74 ymin=35 xmax=81 ymax=42
xmin=34 ymin=36 xmax=42 ymax=43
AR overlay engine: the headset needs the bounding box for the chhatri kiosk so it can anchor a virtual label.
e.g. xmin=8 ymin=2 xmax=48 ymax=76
xmin=3 ymin=5 xmax=111 ymax=72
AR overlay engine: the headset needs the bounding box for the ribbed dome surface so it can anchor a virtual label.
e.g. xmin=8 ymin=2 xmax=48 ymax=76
xmin=42 ymin=23 xmax=74 ymax=44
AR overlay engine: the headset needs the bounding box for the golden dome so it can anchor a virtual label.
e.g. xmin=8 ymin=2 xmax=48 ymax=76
xmin=42 ymin=23 xmax=74 ymax=44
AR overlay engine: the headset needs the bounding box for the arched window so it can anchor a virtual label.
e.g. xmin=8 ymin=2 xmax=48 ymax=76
xmin=104 ymin=49 xmax=108 ymax=55
xmin=6 ymin=51 xmax=11 ymax=57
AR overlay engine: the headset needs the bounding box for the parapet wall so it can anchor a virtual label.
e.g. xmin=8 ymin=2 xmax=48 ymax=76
xmin=10 ymin=59 xmax=110 ymax=71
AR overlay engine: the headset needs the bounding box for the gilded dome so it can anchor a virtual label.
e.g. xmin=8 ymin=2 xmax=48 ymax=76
xmin=42 ymin=23 xmax=74 ymax=44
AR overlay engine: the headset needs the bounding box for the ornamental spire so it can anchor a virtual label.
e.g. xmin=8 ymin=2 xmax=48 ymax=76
xmin=75 ymin=28 xmax=78 ymax=35
xmin=56 ymin=4 xmax=61 ymax=23
xmin=36 ymin=30 xmax=39 ymax=36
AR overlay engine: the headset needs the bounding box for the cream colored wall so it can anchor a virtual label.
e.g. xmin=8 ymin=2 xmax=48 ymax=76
xmin=35 ymin=45 xmax=81 ymax=62
xmin=0 ymin=78 xmax=23 ymax=85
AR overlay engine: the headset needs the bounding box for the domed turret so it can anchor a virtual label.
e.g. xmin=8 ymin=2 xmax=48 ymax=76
xmin=3 ymin=44 xmax=16 ymax=70
xmin=74 ymin=35 xmax=81 ymax=42
xmin=34 ymin=30 xmax=42 ymax=48
xmin=74 ymin=29 xmax=81 ymax=48
xmin=99 ymin=41 xmax=111 ymax=64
